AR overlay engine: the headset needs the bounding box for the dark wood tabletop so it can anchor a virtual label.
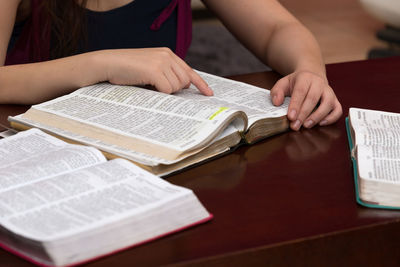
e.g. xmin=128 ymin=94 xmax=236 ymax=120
xmin=2 ymin=57 xmax=400 ymax=267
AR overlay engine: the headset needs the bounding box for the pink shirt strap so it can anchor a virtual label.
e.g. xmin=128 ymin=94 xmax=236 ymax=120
xmin=150 ymin=0 xmax=192 ymax=59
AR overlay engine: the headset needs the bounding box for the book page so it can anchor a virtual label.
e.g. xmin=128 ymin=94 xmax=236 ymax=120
xmin=350 ymin=108 xmax=400 ymax=146
xmin=350 ymin=108 xmax=400 ymax=129
xmin=176 ymin=71 xmax=290 ymax=126
xmin=29 ymin=83 xmax=246 ymax=153
xmin=349 ymin=108 xmax=400 ymax=130
xmin=0 ymin=129 xmax=108 ymax=216
xmin=0 ymin=144 xmax=106 ymax=192
xmin=0 ymin=128 xmax=66 ymax=167
xmin=9 ymin=115 xmax=240 ymax=167
xmin=9 ymin=116 xmax=167 ymax=166
xmin=354 ymin=127 xmax=400 ymax=147
xmin=0 ymin=159 xmax=204 ymax=241
xmin=357 ymin=144 xmax=400 ymax=183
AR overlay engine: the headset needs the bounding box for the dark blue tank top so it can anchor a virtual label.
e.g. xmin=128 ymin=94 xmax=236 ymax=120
xmin=8 ymin=0 xmax=177 ymax=54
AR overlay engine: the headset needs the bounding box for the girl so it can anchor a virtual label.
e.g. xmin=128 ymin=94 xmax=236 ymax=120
xmin=0 ymin=0 xmax=342 ymax=131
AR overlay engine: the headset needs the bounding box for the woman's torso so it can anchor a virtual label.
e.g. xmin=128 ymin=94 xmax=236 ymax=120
xmin=8 ymin=0 xmax=178 ymax=55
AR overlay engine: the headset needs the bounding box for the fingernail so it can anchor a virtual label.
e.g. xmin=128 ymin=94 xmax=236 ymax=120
xmin=320 ymin=120 xmax=328 ymax=126
xmin=289 ymin=109 xmax=296 ymax=119
xmin=207 ymin=86 xmax=214 ymax=96
xmin=293 ymin=120 xmax=301 ymax=130
xmin=304 ymin=119 xmax=314 ymax=128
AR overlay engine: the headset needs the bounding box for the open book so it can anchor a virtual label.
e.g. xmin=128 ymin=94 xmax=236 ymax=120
xmin=8 ymin=71 xmax=289 ymax=176
xmin=0 ymin=129 xmax=212 ymax=267
xmin=347 ymin=107 xmax=400 ymax=209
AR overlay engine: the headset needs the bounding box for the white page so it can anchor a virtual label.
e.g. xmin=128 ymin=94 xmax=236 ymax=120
xmin=0 ymin=145 xmax=106 ymax=193
xmin=31 ymin=83 xmax=244 ymax=152
xmin=0 ymin=159 xmax=196 ymax=241
xmin=176 ymin=71 xmax=289 ymax=126
xmin=350 ymin=108 xmax=400 ymax=146
xmin=10 ymin=116 xmax=232 ymax=166
xmin=350 ymin=107 xmax=400 ymax=130
xmin=357 ymin=144 xmax=400 ymax=183
xmin=0 ymin=130 xmax=108 ymax=218
xmin=9 ymin=116 xmax=166 ymax=165
xmin=354 ymin=127 xmax=400 ymax=147
xmin=0 ymin=128 xmax=66 ymax=168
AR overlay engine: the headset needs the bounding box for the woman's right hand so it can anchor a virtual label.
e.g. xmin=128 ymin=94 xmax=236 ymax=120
xmin=98 ymin=47 xmax=213 ymax=96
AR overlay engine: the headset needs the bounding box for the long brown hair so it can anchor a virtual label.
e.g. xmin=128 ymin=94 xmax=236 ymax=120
xmin=42 ymin=0 xmax=88 ymax=59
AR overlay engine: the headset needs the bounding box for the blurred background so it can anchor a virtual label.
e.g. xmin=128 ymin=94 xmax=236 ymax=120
xmin=187 ymin=0 xmax=396 ymax=76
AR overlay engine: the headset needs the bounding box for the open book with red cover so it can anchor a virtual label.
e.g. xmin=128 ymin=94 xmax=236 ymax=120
xmin=0 ymin=129 xmax=212 ymax=267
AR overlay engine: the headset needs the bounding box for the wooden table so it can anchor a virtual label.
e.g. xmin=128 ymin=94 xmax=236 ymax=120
xmin=1 ymin=57 xmax=400 ymax=266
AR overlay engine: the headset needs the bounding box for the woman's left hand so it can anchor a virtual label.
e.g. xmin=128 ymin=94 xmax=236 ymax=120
xmin=270 ymin=70 xmax=342 ymax=131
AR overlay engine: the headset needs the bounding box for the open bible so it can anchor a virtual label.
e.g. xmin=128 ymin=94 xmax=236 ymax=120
xmin=8 ymin=71 xmax=289 ymax=176
xmin=0 ymin=129 xmax=212 ymax=267
xmin=347 ymin=107 xmax=400 ymax=209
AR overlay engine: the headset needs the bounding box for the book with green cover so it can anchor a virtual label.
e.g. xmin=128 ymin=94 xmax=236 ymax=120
xmin=346 ymin=107 xmax=400 ymax=209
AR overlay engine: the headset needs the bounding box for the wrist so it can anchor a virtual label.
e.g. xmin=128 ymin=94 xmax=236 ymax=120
xmin=85 ymin=50 xmax=110 ymax=84
xmin=295 ymin=68 xmax=327 ymax=84
xmin=294 ymin=60 xmax=327 ymax=81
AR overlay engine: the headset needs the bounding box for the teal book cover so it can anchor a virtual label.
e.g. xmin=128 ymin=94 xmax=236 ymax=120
xmin=345 ymin=117 xmax=400 ymax=210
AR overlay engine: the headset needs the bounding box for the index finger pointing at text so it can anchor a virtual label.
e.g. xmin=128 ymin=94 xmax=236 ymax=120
xmin=190 ymin=70 xmax=214 ymax=96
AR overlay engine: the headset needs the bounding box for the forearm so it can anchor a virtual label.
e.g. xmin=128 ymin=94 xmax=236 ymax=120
xmin=264 ymin=22 xmax=326 ymax=79
xmin=0 ymin=48 xmax=212 ymax=105
xmin=203 ymin=0 xmax=342 ymax=130
xmin=203 ymin=0 xmax=326 ymax=79
xmin=0 ymin=51 xmax=106 ymax=104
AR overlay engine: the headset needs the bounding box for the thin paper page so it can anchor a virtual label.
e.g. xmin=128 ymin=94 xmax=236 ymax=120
xmin=0 ymin=159 xmax=193 ymax=241
xmin=0 ymin=128 xmax=66 ymax=168
xmin=354 ymin=126 xmax=400 ymax=146
xmin=350 ymin=108 xmax=400 ymax=130
xmin=9 ymin=115 xmax=166 ymax=165
xmin=30 ymin=83 xmax=243 ymax=152
xmin=350 ymin=108 xmax=400 ymax=146
xmin=357 ymin=144 xmax=400 ymax=183
xmin=0 ymin=144 xmax=106 ymax=193
xmin=176 ymin=71 xmax=289 ymax=126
